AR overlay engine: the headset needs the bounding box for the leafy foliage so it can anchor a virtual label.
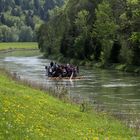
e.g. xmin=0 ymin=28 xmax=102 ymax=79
xmin=38 ymin=0 xmax=140 ymax=66
xmin=0 ymin=0 xmax=64 ymax=42
xmin=93 ymin=0 xmax=118 ymax=64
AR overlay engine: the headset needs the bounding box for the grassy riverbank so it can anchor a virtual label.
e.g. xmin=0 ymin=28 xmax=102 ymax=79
xmin=0 ymin=70 xmax=139 ymax=139
xmin=0 ymin=42 xmax=38 ymax=50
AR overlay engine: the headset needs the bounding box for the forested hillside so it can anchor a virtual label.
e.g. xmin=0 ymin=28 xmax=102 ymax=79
xmin=0 ymin=0 xmax=64 ymax=42
xmin=38 ymin=0 xmax=140 ymax=67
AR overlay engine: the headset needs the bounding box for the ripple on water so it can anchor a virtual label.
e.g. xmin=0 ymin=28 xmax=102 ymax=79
xmin=4 ymin=56 xmax=43 ymax=66
xmin=127 ymin=99 xmax=140 ymax=102
xmin=102 ymin=83 xmax=138 ymax=87
xmin=102 ymin=95 xmax=124 ymax=100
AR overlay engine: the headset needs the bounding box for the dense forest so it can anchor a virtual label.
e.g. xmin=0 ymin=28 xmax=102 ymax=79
xmin=38 ymin=0 xmax=140 ymax=68
xmin=0 ymin=0 xmax=64 ymax=42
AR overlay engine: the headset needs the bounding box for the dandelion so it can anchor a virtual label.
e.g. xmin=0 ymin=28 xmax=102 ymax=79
xmin=4 ymin=108 xmax=8 ymax=112
xmin=15 ymin=113 xmax=25 ymax=125
xmin=105 ymin=137 xmax=110 ymax=140
xmin=2 ymin=118 xmax=5 ymax=121
xmin=93 ymin=137 xmax=99 ymax=140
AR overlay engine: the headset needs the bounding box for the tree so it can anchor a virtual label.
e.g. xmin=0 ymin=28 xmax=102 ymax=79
xmin=5 ymin=0 xmax=15 ymax=9
xmin=0 ymin=0 xmax=64 ymax=42
xmin=60 ymin=27 xmax=76 ymax=57
xmin=14 ymin=0 xmax=23 ymax=6
xmin=25 ymin=13 xmax=35 ymax=29
xmin=11 ymin=7 xmax=22 ymax=16
xmin=0 ymin=25 xmax=18 ymax=42
xmin=44 ymin=0 xmax=55 ymax=11
xmin=34 ymin=0 xmax=40 ymax=10
xmin=74 ymin=10 xmax=89 ymax=59
xmin=93 ymin=0 xmax=118 ymax=64
xmin=119 ymin=0 xmax=140 ymax=65
xmin=0 ymin=0 xmax=5 ymax=12
xmin=0 ymin=14 xmax=5 ymax=24
xmin=21 ymin=0 xmax=34 ymax=10
xmin=43 ymin=0 xmax=55 ymax=20
xmin=19 ymin=26 xmax=34 ymax=41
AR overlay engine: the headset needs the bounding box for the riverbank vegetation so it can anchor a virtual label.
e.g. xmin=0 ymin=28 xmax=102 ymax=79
xmin=0 ymin=69 xmax=139 ymax=139
xmin=0 ymin=0 xmax=64 ymax=42
xmin=38 ymin=0 xmax=140 ymax=73
xmin=0 ymin=42 xmax=38 ymax=51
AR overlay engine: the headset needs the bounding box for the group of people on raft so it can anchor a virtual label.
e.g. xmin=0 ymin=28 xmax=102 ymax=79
xmin=45 ymin=61 xmax=79 ymax=78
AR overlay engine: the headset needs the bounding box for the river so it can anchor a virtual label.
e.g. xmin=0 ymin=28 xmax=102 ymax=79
xmin=0 ymin=50 xmax=140 ymax=127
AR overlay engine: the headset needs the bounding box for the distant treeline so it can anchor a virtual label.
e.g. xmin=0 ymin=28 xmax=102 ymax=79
xmin=38 ymin=0 xmax=140 ymax=66
xmin=0 ymin=0 xmax=64 ymax=42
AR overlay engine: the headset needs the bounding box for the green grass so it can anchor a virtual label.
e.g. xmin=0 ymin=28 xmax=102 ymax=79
xmin=0 ymin=70 xmax=139 ymax=140
xmin=0 ymin=42 xmax=38 ymax=50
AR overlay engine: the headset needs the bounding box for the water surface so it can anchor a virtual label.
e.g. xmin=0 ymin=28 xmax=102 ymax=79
xmin=0 ymin=50 xmax=140 ymax=126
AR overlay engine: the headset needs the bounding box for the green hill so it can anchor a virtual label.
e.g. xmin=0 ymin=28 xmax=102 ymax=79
xmin=0 ymin=0 xmax=64 ymax=42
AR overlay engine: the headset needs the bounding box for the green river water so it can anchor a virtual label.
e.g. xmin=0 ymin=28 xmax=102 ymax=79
xmin=0 ymin=50 xmax=140 ymax=128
